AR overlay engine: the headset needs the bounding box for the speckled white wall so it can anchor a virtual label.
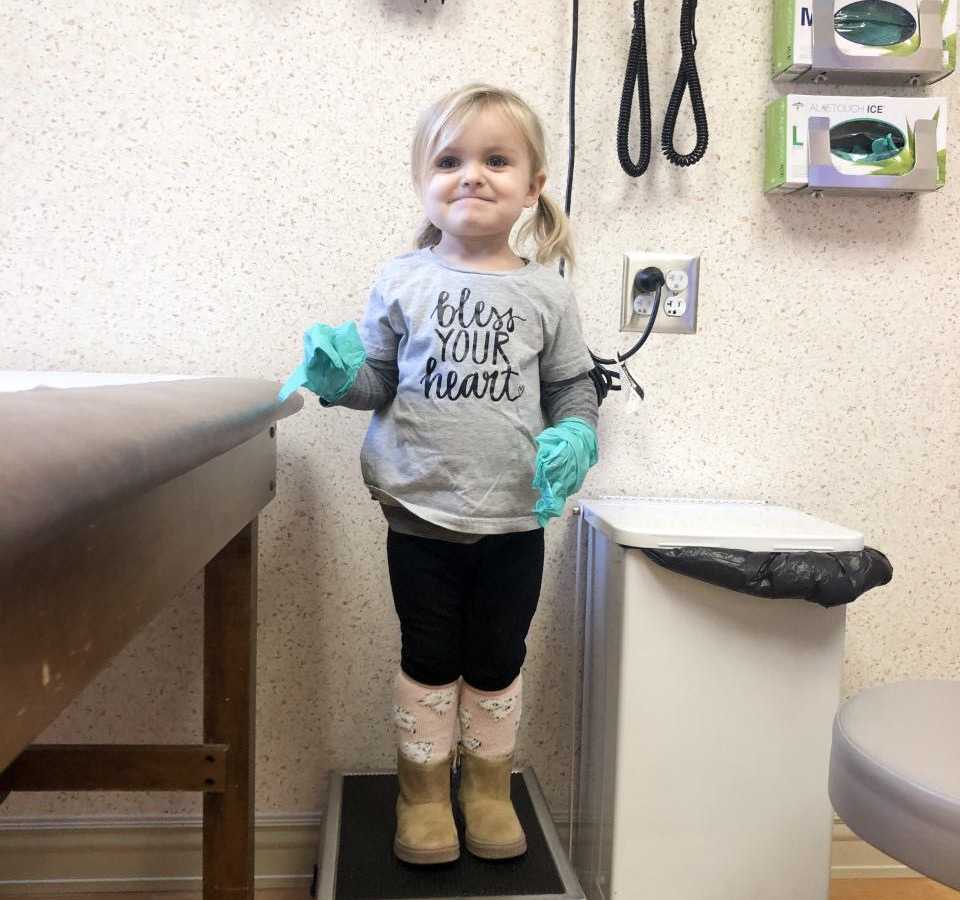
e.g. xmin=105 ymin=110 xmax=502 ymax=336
xmin=1 ymin=0 xmax=958 ymax=823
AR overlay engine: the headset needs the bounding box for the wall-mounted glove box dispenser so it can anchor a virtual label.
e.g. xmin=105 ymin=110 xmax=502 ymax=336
xmin=773 ymin=0 xmax=957 ymax=84
xmin=764 ymin=95 xmax=947 ymax=193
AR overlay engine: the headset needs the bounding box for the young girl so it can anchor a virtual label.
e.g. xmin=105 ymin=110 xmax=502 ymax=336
xmin=281 ymin=83 xmax=599 ymax=865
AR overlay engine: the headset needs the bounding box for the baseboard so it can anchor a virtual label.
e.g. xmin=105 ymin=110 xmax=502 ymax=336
xmin=830 ymin=818 xmax=918 ymax=880
xmin=0 ymin=811 xmax=916 ymax=893
xmin=0 ymin=812 xmax=321 ymax=894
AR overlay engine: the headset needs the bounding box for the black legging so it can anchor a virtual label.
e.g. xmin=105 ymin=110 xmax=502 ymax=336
xmin=386 ymin=527 xmax=544 ymax=692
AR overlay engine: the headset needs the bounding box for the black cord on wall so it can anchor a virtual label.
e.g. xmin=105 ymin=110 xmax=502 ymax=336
xmin=560 ymin=0 xmax=624 ymax=406
xmin=561 ymin=0 xmax=707 ymax=406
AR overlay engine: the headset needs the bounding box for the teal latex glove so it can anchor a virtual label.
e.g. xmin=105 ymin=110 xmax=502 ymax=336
xmin=278 ymin=321 xmax=367 ymax=403
xmin=833 ymin=1 xmax=917 ymax=47
xmin=832 ymin=132 xmax=901 ymax=163
xmin=532 ymin=417 xmax=599 ymax=527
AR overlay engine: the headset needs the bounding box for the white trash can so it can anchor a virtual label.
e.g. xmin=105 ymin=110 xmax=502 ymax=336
xmin=570 ymin=497 xmax=862 ymax=900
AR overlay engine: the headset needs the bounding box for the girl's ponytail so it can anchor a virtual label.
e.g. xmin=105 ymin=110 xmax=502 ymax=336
xmin=517 ymin=192 xmax=575 ymax=272
xmin=415 ymin=219 xmax=443 ymax=250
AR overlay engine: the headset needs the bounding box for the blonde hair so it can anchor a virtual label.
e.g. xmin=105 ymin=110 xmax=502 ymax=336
xmin=410 ymin=83 xmax=575 ymax=271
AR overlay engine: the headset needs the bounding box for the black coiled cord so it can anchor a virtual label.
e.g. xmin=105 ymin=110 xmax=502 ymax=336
xmin=616 ymin=0 xmax=653 ymax=177
xmin=617 ymin=0 xmax=708 ymax=175
xmin=661 ymin=0 xmax=708 ymax=167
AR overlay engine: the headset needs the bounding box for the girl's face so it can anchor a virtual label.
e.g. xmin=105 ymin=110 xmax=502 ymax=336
xmin=421 ymin=107 xmax=546 ymax=244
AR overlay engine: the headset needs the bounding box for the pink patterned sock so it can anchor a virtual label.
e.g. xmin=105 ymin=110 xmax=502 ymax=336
xmin=392 ymin=670 xmax=459 ymax=765
xmin=458 ymin=673 xmax=523 ymax=758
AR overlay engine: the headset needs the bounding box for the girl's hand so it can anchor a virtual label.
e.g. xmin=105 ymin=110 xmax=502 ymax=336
xmin=278 ymin=321 xmax=367 ymax=403
xmin=531 ymin=418 xmax=598 ymax=527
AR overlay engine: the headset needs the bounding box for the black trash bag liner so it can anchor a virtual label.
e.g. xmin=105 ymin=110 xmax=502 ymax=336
xmin=641 ymin=546 xmax=893 ymax=608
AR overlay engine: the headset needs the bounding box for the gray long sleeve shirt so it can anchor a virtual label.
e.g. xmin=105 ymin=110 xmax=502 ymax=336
xmin=329 ymin=247 xmax=599 ymax=543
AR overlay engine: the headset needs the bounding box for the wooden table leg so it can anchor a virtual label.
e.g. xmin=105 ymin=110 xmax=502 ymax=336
xmin=203 ymin=520 xmax=258 ymax=899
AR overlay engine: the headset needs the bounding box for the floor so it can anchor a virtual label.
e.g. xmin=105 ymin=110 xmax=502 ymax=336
xmin=27 ymin=879 xmax=959 ymax=899
xmin=830 ymin=881 xmax=959 ymax=899
xmin=26 ymin=894 xmax=304 ymax=900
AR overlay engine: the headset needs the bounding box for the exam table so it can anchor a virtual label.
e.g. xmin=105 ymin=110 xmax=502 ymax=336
xmin=0 ymin=374 xmax=303 ymax=899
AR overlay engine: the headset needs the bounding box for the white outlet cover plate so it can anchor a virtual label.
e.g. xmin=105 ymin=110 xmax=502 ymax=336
xmin=621 ymin=252 xmax=700 ymax=335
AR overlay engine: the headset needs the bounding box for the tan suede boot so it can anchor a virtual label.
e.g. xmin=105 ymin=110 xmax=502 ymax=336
xmin=394 ymin=751 xmax=460 ymax=864
xmin=457 ymin=746 xmax=527 ymax=859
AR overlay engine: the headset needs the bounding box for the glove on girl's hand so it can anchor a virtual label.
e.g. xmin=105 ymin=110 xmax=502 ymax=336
xmin=532 ymin=417 xmax=599 ymax=528
xmin=278 ymin=321 xmax=367 ymax=403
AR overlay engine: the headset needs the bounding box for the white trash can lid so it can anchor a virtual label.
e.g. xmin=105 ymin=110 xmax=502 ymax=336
xmin=579 ymin=497 xmax=864 ymax=552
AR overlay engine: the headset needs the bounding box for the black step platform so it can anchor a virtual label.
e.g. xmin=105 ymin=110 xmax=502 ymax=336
xmin=313 ymin=768 xmax=585 ymax=900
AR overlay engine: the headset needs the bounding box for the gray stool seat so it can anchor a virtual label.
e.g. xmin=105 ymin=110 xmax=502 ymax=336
xmin=828 ymin=680 xmax=960 ymax=889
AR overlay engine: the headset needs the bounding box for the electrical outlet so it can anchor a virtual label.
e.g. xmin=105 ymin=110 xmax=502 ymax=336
xmin=620 ymin=252 xmax=700 ymax=335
